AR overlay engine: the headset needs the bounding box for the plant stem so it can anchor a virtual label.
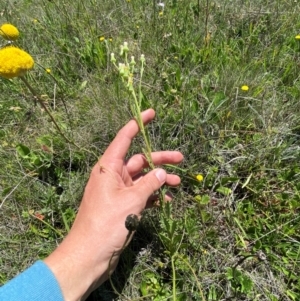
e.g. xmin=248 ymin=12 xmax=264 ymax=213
xmin=204 ymin=0 xmax=210 ymax=47
xmin=139 ymin=59 xmax=144 ymax=107
xmin=171 ymin=255 xmax=177 ymax=301
xmin=60 ymin=209 xmax=70 ymax=233
xmin=130 ymin=88 xmax=155 ymax=169
xmin=177 ymin=253 xmax=206 ymax=301
xmin=29 ymin=211 xmax=64 ymax=238
xmin=20 ymin=76 xmax=98 ymax=159
xmin=21 ymin=76 xmax=74 ymax=144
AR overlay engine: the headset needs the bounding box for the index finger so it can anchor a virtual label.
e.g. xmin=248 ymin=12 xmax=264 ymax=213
xmin=101 ymin=109 xmax=155 ymax=162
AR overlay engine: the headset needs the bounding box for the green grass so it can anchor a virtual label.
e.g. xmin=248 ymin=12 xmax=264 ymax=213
xmin=1 ymin=0 xmax=300 ymax=300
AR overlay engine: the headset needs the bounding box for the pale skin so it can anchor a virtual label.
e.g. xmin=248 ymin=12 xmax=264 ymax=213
xmin=44 ymin=109 xmax=183 ymax=301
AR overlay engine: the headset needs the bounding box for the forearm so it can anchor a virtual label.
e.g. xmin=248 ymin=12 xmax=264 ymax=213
xmin=0 ymin=261 xmax=64 ymax=301
xmin=43 ymin=213 xmax=128 ymax=301
xmin=44 ymin=231 xmax=110 ymax=301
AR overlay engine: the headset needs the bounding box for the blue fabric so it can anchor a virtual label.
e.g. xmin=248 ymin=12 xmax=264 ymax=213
xmin=0 ymin=260 xmax=64 ymax=301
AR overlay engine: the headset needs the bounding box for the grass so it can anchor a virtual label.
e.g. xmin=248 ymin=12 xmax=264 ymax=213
xmin=1 ymin=0 xmax=300 ymax=300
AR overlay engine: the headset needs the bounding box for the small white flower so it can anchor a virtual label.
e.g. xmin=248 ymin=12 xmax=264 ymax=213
xmin=138 ymin=248 xmax=149 ymax=257
xmin=120 ymin=45 xmax=124 ymax=56
xmin=163 ymin=33 xmax=172 ymax=39
xmin=158 ymin=2 xmax=165 ymax=9
xmin=123 ymin=41 xmax=129 ymax=52
xmin=130 ymin=56 xmax=136 ymax=66
xmin=110 ymin=53 xmax=116 ymax=63
xmin=118 ymin=63 xmax=125 ymax=75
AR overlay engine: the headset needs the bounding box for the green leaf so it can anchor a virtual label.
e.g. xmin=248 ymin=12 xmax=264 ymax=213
xmin=201 ymin=210 xmax=211 ymax=223
xmin=16 ymin=144 xmax=31 ymax=158
xmin=79 ymin=80 xmax=88 ymax=90
xmin=30 ymin=154 xmax=42 ymax=167
xmin=195 ymin=194 xmax=210 ymax=205
xmin=216 ymin=186 xmax=232 ymax=196
xmin=286 ymin=289 xmax=298 ymax=300
xmin=2 ymin=186 xmax=13 ymax=197
xmin=212 ymin=91 xmax=226 ymax=107
xmin=226 ymin=267 xmax=234 ymax=279
xmin=240 ymin=275 xmax=253 ymax=293
xmin=221 ymin=176 xmax=239 ymax=185
xmin=140 ymin=281 xmax=148 ymax=296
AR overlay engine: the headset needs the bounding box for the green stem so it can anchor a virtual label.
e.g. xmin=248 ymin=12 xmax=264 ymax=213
xmin=20 ymin=76 xmax=98 ymax=160
xmin=21 ymin=76 xmax=73 ymax=144
xmin=60 ymin=209 xmax=70 ymax=233
xmin=171 ymin=255 xmax=176 ymax=301
xmin=29 ymin=212 xmax=64 ymax=238
xmin=130 ymin=88 xmax=154 ymax=169
xmin=139 ymin=59 xmax=145 ymax=107
xmin=204 ymin=0 xmax=210 ymax=47
xmin=176 ymin=253 xmax=206 ymax=301
xmin=129 ymin=56 xmax=168 ymax=208
xmin=163 ymin=164 xmax=189 ymax=173
xmin=112 ymin=59 xmax=154 ymax=168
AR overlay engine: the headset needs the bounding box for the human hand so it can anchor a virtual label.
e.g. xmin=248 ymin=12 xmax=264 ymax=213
xmin=44 ymin=109 xmax=183 ymax=301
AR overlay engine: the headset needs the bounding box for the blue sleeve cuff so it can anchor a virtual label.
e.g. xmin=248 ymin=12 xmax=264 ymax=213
xmin=0 ymin=260 xmax=64 ymax=301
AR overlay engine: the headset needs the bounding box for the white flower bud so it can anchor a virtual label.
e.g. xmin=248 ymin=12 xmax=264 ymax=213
xmin=123 ymin=41 xmax=129 ymax=52
xmin=130 ymin=56 xmax=136 ymax=66
xmin=110 ymin=53 xmax=116 ymax=63
xmin=120 ymin=45 xmax=124 ymax=56
xmin=119 ymin=63 xmax=125 ymax=75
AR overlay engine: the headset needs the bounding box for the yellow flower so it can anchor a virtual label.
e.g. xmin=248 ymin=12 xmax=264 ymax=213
xmin=99 ymin=36 xmax=105 ymax=42
xmin=159 ymin=11 xmax=164 ymax=16
xmin=196 ymin=174 xmax=204 ymax=182
xmin=0 ymin=46 xmax=34 ymax=79
xmin=295 ymin=35 xmax=300 ymax=40
xmin=241 ymin=85 xmax=249 ymax=91
xmin=46 ymin=68 xmax=51 ymax=73
xmin=0 ymin=23 xmax=20 ymax=41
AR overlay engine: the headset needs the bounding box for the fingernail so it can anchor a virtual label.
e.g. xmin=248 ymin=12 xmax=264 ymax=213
xmin=155 ymin=169 xmax=166 ymax=183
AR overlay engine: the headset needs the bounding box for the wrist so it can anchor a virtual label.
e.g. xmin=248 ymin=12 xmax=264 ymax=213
xmin=43 ymin=215 xmax=129 ymax=301
xmin=44 ymin=231 xmax=110 ymax=301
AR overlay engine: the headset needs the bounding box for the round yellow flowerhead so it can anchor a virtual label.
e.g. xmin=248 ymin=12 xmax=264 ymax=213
xmin=0 ymin=46 xmax=34 ymax=79
xmin=196 ymin=174 xmax=204 ymax=182
xmin=241 ymin=85 xmax=249 ymax=91
xmin=0 ymin=23 xmax=20 ymax=41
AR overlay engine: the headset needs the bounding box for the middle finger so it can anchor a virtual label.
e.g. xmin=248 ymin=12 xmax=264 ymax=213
xmin=126 ymin=151 xmax=183 ymax=177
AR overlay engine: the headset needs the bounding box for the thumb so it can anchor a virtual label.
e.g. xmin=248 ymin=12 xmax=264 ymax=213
xmin=135 ymin=168 xmax=167 ymax=198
